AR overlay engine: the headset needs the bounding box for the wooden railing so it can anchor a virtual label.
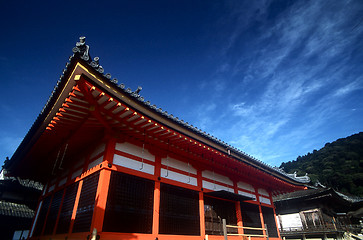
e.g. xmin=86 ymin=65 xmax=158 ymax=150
xmin=205 ymin=219 xmax=269 ymax=240
xmin=280 ymin=223 xmax=362 ymax=234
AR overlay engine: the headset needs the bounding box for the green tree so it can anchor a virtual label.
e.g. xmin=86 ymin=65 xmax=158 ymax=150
xmin=279 ymin=132 xmax=363 ymax=197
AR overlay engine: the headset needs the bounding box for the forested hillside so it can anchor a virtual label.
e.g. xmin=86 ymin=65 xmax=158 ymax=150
xmin=280 ymin=132 xmax=363 ymax=197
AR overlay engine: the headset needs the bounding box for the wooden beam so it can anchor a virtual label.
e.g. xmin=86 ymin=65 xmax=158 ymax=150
xmin=77 ymin=79 xmax=114 ymax=133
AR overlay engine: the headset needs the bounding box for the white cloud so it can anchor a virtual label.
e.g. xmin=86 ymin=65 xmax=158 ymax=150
xmin=334 ymin=80 xmax=363 ymax=97
xmin=202 ymin=0 xmax=363 ymax=166
xmin=220 ymin=0 xmax=273 ymax=56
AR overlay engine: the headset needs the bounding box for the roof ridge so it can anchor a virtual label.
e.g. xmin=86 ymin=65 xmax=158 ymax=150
xmin=69 ymin=37 xmax=310 ymax=184
xmin=7 ymin=36 xmax=309 ymax=185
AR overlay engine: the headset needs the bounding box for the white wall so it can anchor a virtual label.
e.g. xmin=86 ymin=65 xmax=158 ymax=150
xmin=279 ymin=213 xmax=303 ymax=230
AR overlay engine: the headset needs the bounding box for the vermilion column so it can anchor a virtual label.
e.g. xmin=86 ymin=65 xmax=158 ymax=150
xmin=90 ymin=137 xmax=115 ymax=232
xmin=68 ymin=180 xmax=83 ymax=234
xmin=234 ymin=181 xmax=244 ymax=236
xmin=90 ymin=169 xmax=111 ymax=233
xmin=272 ymin=205 xmax=281 ymax=239
xmin=153 ymin=182 xmax=161 ymax=237
xmin=152 ymin=155 xmax=162 ymax=237
xmin=259 ymin=204 xmax=267 ymax=239
xmin=103 ymin=137 xmax=116 ymax=164
xmin=197 ymin=169 xmax=206 ymax=239
xmin=256 ymin=191 xmax=267 ymax=239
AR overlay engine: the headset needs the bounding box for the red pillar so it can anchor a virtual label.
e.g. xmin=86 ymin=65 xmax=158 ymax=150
xmin=198 ymin=169 xmax=205 ymax=239
xmin=256 ymin=190 xmax=267 ymax=239
xmin=104 ymin=137 xmax=116 ymax=164
xmin=90 ymin=169 xmax=111 ymax=233
xmin=68 ymin=180 xmax=83 ymax=234
xmin=152 ymin=155 xmax=162 ymax=237
xmin=272 ymin=205 xmax=282 ymax=239
xmin=234 ymin=181 xmax=244 ymax=236
xmin=90 ymin=137 xmax=115 ymax=232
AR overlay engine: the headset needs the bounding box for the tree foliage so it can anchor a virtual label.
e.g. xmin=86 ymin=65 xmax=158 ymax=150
xmin=280 ymin=132 xmax=363 ymax=197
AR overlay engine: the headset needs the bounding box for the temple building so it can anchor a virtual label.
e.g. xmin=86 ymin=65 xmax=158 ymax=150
xmin=0 ymin=169 xmax=42 ymax=239
xmin=274 ymin=188 xmax=363 ymax=240
xmin=5 ymin=37 xmax=309 ymax=240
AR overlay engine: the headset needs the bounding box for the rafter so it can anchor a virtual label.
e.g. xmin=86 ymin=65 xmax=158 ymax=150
xmin=77 ymin=78 xmax=115 ymax=133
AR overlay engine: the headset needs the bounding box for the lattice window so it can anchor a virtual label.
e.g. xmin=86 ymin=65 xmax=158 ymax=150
xmin=204 ymin=196 xmax=238 ymax=235
xmin=33 ymin=195 xmax=51 ymax=236
xmin=103 ymin=171 xmax=155 ymax=233
xmin=56 ymin=181 xmax=79 ymax=234
xmin=240 ymin=202 xmax=263 ymax=235
xmin=159 ymin=183 xmax=200 ymax=235
xmin=43 ymin=189 xmax=64 ymax=235
xmin=261 ymin=206 xmax=279 ymax=237
xmin=72 ymin=172 xmax=100 ymax=233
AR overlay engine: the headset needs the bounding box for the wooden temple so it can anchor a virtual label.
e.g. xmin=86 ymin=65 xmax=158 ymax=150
xmin=5 ymin=37 xmax=309 ymax=240
xmin=274 ymin=188 xmax=363 ymax=240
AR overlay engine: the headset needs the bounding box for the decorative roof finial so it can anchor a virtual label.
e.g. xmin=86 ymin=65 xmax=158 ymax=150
xmin=72 ymin=36 xmax=90 ymax=61
xmin=134 ymin=86 xmax=142 ymax=94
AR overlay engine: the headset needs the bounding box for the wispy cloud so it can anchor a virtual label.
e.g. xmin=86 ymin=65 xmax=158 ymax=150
xmin=196 ymin=0 xmax=363 ymax=166
xmin=334 ymin=80 xmax=363 ymax=97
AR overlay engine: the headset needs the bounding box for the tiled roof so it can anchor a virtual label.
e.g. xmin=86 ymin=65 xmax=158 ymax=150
xmin=7 ymin=37 xmax=309 ymax=185
xmin=0 ymin=169 xmax=43 ymax=191
xmin=285 ymin=171 xmax=310 ymax=183
xmin=335 ymin=191 xmax=363 ymax=203
xmin=273 ymin=188 xmax=327 ymax=202
xmin=0 ymin=201 xmax=34 ymax=218
xmin=273 ymin=188 xmax=363 ymax=203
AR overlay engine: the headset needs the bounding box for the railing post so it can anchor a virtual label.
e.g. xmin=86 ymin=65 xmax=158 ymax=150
xmin=90 ymin=228 xmax=97 ymax=240
xmin=222 ymin=219 xmax=228 ymax=240
xmin=265 ymin=224 xmax=269 ymax=240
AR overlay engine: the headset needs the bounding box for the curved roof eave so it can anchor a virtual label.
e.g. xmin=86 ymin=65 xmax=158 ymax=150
xmin=6 ymin=37 xmax=308 ymax=187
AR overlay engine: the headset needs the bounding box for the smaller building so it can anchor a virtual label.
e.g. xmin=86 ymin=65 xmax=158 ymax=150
xmin=0 ymin=169 xmax=43 ymax=239
xmin=273 ymin=188 xmax=363 ymax=240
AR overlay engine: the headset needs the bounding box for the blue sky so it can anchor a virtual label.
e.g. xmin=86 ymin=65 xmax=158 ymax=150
xmin=1 ymin=1 xmax=362 ymax=169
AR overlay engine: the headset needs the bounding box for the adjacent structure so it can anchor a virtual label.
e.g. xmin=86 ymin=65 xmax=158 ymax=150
xmin=5 ymin=37 xmax=309 ymax=240
xmin=0 ymin=169 xmax=43 ymax=239
xmin=274 ymin=188 xmax=363 ymax=240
